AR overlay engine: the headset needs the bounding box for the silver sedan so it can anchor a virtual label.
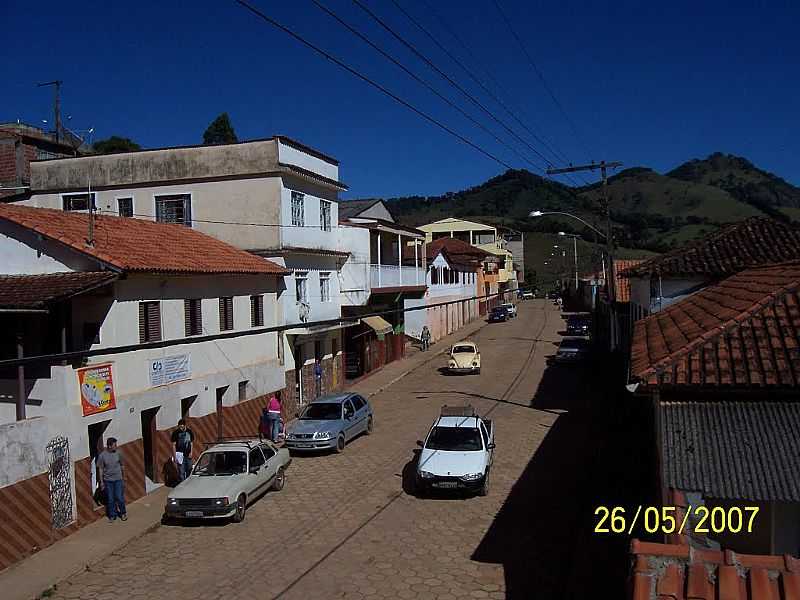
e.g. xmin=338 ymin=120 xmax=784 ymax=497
xmin=284 ymin=393 xmax=374 ymax=453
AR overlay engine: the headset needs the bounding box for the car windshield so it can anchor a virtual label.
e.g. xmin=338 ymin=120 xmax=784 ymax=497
xmin=426 ymin=426 xmax=483 ymax=451
xmin=301 ymin=403 xmax=342 ymax=420
xmin=193 ymin=451 xmax=247 ymax=476
xmin=501 ymin=304 xmax=513 ymax=309
xmin=452 ymin=345 xmax=475 ymax=354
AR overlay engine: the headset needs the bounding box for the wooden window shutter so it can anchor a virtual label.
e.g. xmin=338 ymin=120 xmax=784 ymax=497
xmin=139 ymin=303 xmax=146 ymax=343
xmin=220 ymin=297 xmax=234 ymax=331
xmin=250 ymin=295 xmax=263 ymax=327
xmin=140 ymin=301 xmax=161 ymax=343
xmin=185 ymin=299 xmax=202 ymax=336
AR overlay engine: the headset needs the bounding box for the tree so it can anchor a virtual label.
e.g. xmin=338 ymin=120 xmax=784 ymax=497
xmin=92 ymin=136 xmax=141 ymax=154
xmin=203 ymin=113 xmax=238 ymax=145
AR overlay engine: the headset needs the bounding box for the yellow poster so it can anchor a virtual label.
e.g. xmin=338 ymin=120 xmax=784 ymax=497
xmin=78 ymin=364 xmax=116 ymax=416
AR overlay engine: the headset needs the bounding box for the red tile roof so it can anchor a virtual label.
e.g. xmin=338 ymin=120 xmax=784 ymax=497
xmin=426 ymin=237 xmax=491 ymax=262
xmin=629 ymin=539 xmax=800 ymax=600
xmin=0 ymin=272 xmax=118 ymax=309
xmin=623 ymin=217 xmax=800 ymax=278
xmin=0 ymin=204 xmax=288 ymax=275
xmin=613 ymin=259 xmax=645 ymax=302
xmin=631 ymin=261 xmax=800 ymax=388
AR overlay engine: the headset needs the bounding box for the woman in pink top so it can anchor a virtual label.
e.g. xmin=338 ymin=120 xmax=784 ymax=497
xmin=266 ymin=394 xmax=282 ymax=442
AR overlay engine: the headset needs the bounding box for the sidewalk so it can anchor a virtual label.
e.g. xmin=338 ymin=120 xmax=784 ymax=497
xmin=2 ymin=316 xmax=490 ymax=600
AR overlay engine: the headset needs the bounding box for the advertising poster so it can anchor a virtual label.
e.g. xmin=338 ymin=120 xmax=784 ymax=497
xmin=149 ymin=354 xmax=191 ymax=387
xmin=78 ymin=364 xmax=116 ymax=416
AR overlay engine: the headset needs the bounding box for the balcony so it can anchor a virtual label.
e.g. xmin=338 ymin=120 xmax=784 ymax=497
xmin=370 ymin=264 xmax=425 ymax=289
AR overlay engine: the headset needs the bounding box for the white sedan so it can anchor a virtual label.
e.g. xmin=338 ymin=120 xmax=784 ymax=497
xmin=500 ymin=303 xmax=517 ymax=317
xmin=447 ymin=341 xmax=481 ymax=374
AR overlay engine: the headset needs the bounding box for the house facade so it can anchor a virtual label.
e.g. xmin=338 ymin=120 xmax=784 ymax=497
xmin=0 ymin=204 xmax=288 ymax=570
xmin=18 ymin=136 xmax=361 ymax=410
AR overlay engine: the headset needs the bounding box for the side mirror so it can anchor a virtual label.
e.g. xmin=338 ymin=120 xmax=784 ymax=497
xmin=416 ymin=440 xmax=424 ymax=448
xmin=487 ymin=443 xmax=496 ymax=450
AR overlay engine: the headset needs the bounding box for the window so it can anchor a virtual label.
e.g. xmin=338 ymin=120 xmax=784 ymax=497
xmin=277 ymin=331 xmax=285 ymax=365
xmin=138 ymin=301 xmax=161 ymax=343
xmin=155 ymin=194 xmax=191 ymax=226
xmin=320 ymin=200 xmax=332 ymax=232
xmin=259 ymin=443 xmax=275 ymax=460
xmin=62 ymin=193 xmax=96 ymax=211
xmin=82 ymin=322 xmax=100 ymax=347
xmin=351 ymin=395 xmax=365 ymax=411
xmin=248 ymin=448 xmax=265 ymax=470
xmin=184 ymin=299 xmax=202 ymax=336
xmin=319 ymin=272 xmax=331 ymax=302
xmin=295 ymin=272 xmax=308 ymax=303
xmin=291 ymin=191 xmax=305 ymax=227
xmin=238 ymin=380 xmax=249 ymax=402
xmin=430 ymin=266 xmax=439 ymax=285
xmin=117 ymin=197 xmax=133 ymax=217
xmin=343 ymin=399 xmax=355 ymax=419
xmin=250 ymin=295 xmax=264 ymax=327
xmin=219 ymin=297 xmax=234 ymax=331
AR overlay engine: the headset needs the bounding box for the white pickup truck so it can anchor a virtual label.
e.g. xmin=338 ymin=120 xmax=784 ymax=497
xmin=415 ymin=405 xmax=495 ymax=496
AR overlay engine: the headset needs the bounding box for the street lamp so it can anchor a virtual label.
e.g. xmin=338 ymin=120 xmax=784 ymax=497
xmin=529 ymin=210 xmax=606 ymax=240
xmin=559 ymin=232 xmax=580 ymax=290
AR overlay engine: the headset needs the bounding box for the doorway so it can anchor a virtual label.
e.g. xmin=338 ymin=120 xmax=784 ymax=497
xmin=294 ymin=344 xmax=303 ymax=406
xmin=215 ymin=387 xmax=227 ymax=441
xmin=140 ymin=407 xmax=159 ymax=482
xmin=181 ymin=395 xmax=196 ymax=419
xmin=87 ymin=420 xmax=111 ymax=494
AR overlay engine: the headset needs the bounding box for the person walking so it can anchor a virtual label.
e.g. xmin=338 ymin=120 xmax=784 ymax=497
xmin=421 ymin=325 xmax=431 ymax=352
xmin=266 ymin=394 xmax=282 ymax=442
xmin=314 ymin=359 xmax=323 ymax=398
xmin=171 ymin=418 xmax=195 ymax=482
xmin=97 ymin=437 xmax=127 ymax=522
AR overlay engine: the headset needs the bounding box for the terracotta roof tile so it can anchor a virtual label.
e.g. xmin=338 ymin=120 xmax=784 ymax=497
xmin=631 ymin=261 xmax=800 ymax=388
xmin=0 ymin=272 xmax=117 ymax=309
xmin=622 ymin=218 xmax=800 ymax=278
xmin=630 ymin=540 xmax=800 ymax=600
xmin=0 ymin=204 xmax=288 ymax=276
xmin=425 ymin=237 xmax=491 ymax=262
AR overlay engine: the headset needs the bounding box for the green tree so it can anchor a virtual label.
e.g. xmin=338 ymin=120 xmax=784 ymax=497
xmin=202 ymin=113 xmax=238 ymax=145
xmin=92 ymin=136 xmax=141 ymax=154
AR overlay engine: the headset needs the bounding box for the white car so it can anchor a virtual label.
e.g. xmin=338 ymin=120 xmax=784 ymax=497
xmin=500 ymin=303 xmax=517 ymax=317
xmin=447 ymin=341 xmax=481 ymax=375
xmin=522 ymin=290 xmax=535 ymax=299
xmin=415 ymin=405 xmax=495 ymax=496
xmin=165 ymin=439 xmax=290 ymax=523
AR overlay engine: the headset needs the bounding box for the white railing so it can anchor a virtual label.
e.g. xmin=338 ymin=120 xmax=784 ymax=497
xmin=370 ymin=264 xmax=425 ymax=288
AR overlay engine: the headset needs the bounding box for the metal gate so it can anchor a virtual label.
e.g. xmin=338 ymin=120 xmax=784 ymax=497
xmin=47 ymin=436 xmax=73 ymax=529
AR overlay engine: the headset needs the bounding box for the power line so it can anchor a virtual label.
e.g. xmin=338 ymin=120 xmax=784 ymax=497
xmin=351 ymin=0 xmax=558 ymax=176
xmin=309 ymin=0 xmax=546 ymax=172
xmin=234 ymin=0 xmax=513 ymax=170
xmin=491 ymin=0 xmax=594 ymax=161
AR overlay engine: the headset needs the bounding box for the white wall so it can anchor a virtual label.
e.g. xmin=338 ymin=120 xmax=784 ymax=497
xmin=338 ymin=225 xmax=371 ymax=307
xmin=279 ymin=181 xmax=341 ymax=252
xmin=630 ymin=275 xmax=711 ymax=314
xmin=0 ymin=223 xmax=102 ymax=274
xmin=277 ymin=139 xmax=339 ymax=182
xmin=274 ymin=255 xmax=342 ymax=325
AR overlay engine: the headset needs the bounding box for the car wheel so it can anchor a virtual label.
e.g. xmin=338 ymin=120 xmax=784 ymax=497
xmin=478 ymin=471 xmax=490 ymax=497
xmin=475 ymin=368 xmax=481 ymax=375
xmin=231 ymin=494 xmax=247 ymax=523
xmin=335 ymin=434 xmax=346 ymax=453
xmin=366 ymin=416 xmax=374 ymax=435
xmin=272 ymin=467 xmax=286 ymax=491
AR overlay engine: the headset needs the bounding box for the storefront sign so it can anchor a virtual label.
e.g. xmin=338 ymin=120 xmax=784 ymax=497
xmin=78 ymin=364 xmax=116 ymax=416
xmin=149 ymin=354 xmax=191 ymax=387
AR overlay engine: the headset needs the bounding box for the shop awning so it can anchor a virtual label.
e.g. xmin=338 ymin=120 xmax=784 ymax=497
xmin=362 ymin=316 xmax=393 ymax=336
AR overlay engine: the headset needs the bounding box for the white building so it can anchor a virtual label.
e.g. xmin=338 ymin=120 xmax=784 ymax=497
xmin=0 ymin=203 xmax=287 ymax=567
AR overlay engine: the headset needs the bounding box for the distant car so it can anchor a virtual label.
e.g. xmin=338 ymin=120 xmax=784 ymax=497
xmin=488 ymin=306 xmax=509 ymax=322
xmin=165 ymin=439 xmax=290 ymax=523
xmin=547 ymin=291 xmax=561 ymax=300
xmin=284 ymin=393 xmax=373 ymax=453
xmin=447 ymin=341 xmax=481 ymax=374
xmin=522 ymin=290 xmax=535 ymax=300
xmin=415 ymin=405 xmax=495 ymax=496
xmin=566 ymin=315 xmax=591 ymax=336
xmin=554 ymin=338 xmax=591 ymax=363
xmin=500 ymin=303 xmax=517 ymax=318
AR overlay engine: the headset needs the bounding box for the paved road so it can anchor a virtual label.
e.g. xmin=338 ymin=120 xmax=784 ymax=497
xmin=52 ymin=300 xmax=598 ymax=600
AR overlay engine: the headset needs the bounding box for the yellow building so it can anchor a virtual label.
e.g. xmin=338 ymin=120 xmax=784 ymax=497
xmin=417 ymin=218 xmax=516 ymax=286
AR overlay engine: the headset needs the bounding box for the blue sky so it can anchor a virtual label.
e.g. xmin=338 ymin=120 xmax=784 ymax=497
xmin=2 ymin=1 xmax=798 ymax=198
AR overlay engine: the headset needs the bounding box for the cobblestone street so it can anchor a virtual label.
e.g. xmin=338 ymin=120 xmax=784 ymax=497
xmin=51 ymin=301 xmax=596 ymax=600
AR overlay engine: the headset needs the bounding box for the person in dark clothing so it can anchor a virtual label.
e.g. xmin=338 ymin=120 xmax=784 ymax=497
xmin=171 ymin=419 xmax=195 ymax=482
xmin=97 ymin=437 xmax=126 ymax=522
xmin=314 ymin=359 xmax=323 ymax=398
xmin=421 ymin=326 xmax=431 ymax=351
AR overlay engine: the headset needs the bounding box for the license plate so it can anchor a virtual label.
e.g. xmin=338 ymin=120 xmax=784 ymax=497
xmin=185 ymin=510 xmax=204 ymax=517
xmin=433 ymin=481 xmax=458 ymax=489
xmin=296 ymin=443 xmax=312 ymax=448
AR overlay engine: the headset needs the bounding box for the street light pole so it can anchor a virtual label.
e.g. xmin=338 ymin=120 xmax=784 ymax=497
xmin=558 ymin=232 xmax=580 ymax=290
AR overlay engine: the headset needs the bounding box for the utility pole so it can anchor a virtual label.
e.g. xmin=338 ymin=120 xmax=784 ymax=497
xmin=546 ymin=161 xmax=623 ymax=349
xmin=37 ymin=80 xmax=63 ymax=143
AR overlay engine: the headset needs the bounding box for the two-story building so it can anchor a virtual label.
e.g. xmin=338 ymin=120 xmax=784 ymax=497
xmin=17 ymin=136 xmax=360 ymax=410
xmin=0 ymin=204 xmax=287 ymax=569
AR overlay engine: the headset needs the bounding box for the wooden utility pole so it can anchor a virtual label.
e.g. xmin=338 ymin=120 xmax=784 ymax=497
xmin=37 ymin=80 xmax=63 ymax=143
xmin=546 ymin=160 xmax=623 ymax=349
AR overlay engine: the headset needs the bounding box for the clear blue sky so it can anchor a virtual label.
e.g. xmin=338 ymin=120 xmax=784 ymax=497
xmin=3 ymin=1 xmax=798 ymax=198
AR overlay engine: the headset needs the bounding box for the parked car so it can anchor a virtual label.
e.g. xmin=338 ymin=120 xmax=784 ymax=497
xmin=488 ymin=306 xmax=510 ymax=322
xmin=522 ymin=290 xmax=535 ymax=299
xmin=547 ymin=290 xmax=561 ymax=300
xmin=415 ymin=405 xmax=495 ymax=496
xmin=447 ymin=341 xmax=481 ymax=374
xmin=566 ymin=315 xmax=591 ymax=336
xmin=500 ymin=302 xmax=518 ymax=318
xmin=165 ymin=439 xmax=290 ymax=523
xmin=284 ymin=393 xmax=373 ymax=453
xmin=554 ymin=337 xmax=591 ymax=363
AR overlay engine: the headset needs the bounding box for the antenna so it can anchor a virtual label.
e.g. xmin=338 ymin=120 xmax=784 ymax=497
xmin=37 ymin=80 xmax=63 ymax=143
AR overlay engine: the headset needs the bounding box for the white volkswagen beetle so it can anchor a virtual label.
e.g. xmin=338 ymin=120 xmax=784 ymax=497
xmin=447 ymin=341 xmax=481 ymax=374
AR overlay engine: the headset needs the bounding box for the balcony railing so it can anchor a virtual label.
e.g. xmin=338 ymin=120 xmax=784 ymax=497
xmin=370 ymin=264 xmax=425 ymax=288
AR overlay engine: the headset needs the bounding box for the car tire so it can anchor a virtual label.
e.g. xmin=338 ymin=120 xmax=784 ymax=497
xmin=231 ymin=494 xmax=247 ymax=523
xmin=272 ymin=467 xmax=286 ymax=491
xmin=335 ymin=434 xmax=346 ymax=453
xmin=366 ymin=416 xmax=374 ymax=435
xmin=478 ymin=471 xmax=490 ymax=497
xmin=475 ymin=368 xmax=481 ymax=375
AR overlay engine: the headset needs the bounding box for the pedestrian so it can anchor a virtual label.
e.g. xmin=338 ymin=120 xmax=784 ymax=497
xmin=421 ymin=325 xmax=431 ymax=351
xmin=171 ymin=418 xmax=195 ymax=482
xmin=266 ymin=393 xmax=282 ymax=442
xmin=259 ymin=406 xmax=270 ymax=441
xmin=96 ymin=437 xmax=127 ymax=522
xmin=314 ymin=358 xmax=323 ymax=398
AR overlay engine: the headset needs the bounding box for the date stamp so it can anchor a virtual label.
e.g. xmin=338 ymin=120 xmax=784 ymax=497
xmin=594 ymin=505 xmax=760 ymax=535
